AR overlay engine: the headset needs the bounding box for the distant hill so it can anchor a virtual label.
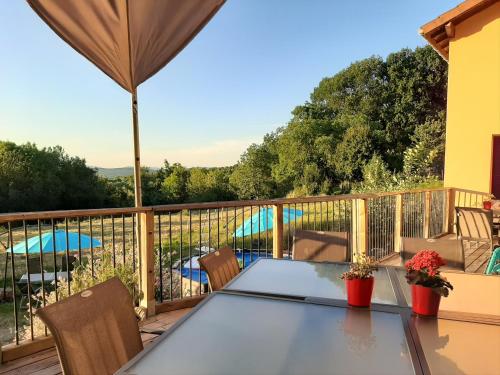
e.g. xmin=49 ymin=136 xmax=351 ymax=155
xmin=95 ymin=166 xmax=160 ymax=178
xmin=95 ymin=167 xmax=134 ymax=178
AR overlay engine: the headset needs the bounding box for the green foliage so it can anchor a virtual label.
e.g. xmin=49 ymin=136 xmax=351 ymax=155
xmin=356 ymin=155 xmax=398 ymax=192
xmin=403 ymin=113 xmax=446 ymax=178
xmin=333 ymin=123 xmax=373 ymax=181
xmin=0 ymin=142 xmax=106 ymax=212
xmin=230 ymin=139 xmax=278 ymax=199
xmin=341 ymin=254 xmax=378 ymax=280
xmin=162 ymin=163 xmax=189 ymax=203
xmin=22 ymin=251 xmax=140 ymax=341
xmin=188 ymin=167 xmax=235 ymax=202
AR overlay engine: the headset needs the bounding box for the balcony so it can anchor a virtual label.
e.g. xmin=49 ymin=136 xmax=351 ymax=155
xmin=0 ymin=187 xmax=498 ymax=374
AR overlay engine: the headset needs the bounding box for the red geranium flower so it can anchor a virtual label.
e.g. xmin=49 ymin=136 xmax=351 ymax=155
xmin=405 ymin=249 xmax=446 ymax=276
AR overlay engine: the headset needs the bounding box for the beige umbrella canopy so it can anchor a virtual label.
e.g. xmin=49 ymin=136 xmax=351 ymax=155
xmin=28 ymin=0 xmax=225 ymax=207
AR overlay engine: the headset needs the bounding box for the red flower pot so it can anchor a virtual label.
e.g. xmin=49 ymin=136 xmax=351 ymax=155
xmin=345 ymin=277 xmax=374 ymax=307
xmin=411 ymin=284 xmax=441 ymax=316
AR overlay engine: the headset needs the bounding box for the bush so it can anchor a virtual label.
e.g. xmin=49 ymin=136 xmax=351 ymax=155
xmin=21 ymin=248 xmax=140 ymax=341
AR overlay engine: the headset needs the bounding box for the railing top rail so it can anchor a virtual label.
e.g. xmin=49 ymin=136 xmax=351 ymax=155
xmin=452 ymin=187 xmax=494 ymax=197
xmin=151 ymin=193 xmax=374 ymax=212
xmin=0 ymin=187 xmax=491 ymax=223
xmin=366 ymin=187 xmax=448 ymax=197
xmin=0 ymin=207 xmax=150 ymax=224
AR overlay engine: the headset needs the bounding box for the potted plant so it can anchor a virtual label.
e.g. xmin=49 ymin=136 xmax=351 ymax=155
xmin=341 ymin=254 xmax=378 ymax=307
xmin=405 ymin=250 xmax=453 ymax=316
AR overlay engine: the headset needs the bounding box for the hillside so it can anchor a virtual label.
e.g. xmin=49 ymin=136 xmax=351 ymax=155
xmin=95 ymin=167 xmax=134 ymax=178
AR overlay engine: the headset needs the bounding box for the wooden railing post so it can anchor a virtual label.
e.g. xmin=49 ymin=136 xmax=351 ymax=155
xmin=351 ymin=199 xmax=368 ymax=256
xmin=272 ymin=204 xmax=283 ymax=259
xmin=394 ymin=194 xmax=403 ymax=252
xmin=423 ymin=191 xmax=432 ymax=238
xmin=139 ymin=210 xmax=155 ymax=317
xmin=446 ymin=188 xmax=456 ymax=234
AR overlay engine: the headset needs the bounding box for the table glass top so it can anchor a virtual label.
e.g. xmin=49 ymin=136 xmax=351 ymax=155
xmin=225 ymin=259 xmax=399 ymax=305
xmin=123 ymin=293 xmax=416 ymax=375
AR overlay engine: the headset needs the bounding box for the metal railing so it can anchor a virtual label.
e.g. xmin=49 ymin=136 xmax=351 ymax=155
xmin=0 ymin=187 xmax=492 ymax=355
xmin=152 ymin=197 xmax=354 ymax=303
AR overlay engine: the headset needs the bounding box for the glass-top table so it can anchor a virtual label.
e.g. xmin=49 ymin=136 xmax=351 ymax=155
xmin=224 ymin=258 xmax=400 ymax=305
xmin=117 ymin=259 xmax=500 ymax=374
xmin=118 ymin=292 xmax=418 ymax=375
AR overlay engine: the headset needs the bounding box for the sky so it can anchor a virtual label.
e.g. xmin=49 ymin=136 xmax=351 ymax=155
xmin=0 ymin=0 xmax=461 ymax=168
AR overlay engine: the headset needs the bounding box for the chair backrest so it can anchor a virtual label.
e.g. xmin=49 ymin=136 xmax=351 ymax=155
xmin=455 ymin=207 xmax=493 ymax=241
xmin=292 ymin=230 xmax=348 ymax=262
xmin=28 ymin=256 xmax=42 ymax=274
xmin=401 ymin=237 xmax=464 ymax=271
xmin=36 ymin=277 xmax=143 ymax=375
xmin=61 ymin=255 xmax=77 ymax=272
xmin=198 ymin=246 xmax=240 ymax=291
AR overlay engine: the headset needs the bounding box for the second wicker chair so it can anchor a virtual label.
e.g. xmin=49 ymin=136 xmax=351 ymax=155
xmin=198 ymin=246 xmax=240 ymax=291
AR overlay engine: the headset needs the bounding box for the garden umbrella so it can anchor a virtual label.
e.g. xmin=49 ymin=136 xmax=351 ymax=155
xmin=235 ymin=207 xmax=303 ymax=237
xmin=2 ymin=230 xmax=102 ymax=296
xmin=27 ymin=0 xmax=225 ymax=207
xmin=6 ymin=230 xmax=102 ymax=254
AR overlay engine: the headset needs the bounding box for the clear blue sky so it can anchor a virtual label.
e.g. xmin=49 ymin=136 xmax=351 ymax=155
xmin=0 ymin=0 xmax=460 ymax=168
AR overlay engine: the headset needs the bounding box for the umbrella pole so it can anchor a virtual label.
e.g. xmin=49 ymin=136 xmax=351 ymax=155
xmin=132 ymin=89 xmax=142 ymax=208
xmin=131 ymin=89 xmax=144 ymax=302
xmin=3 ymin=252 xmax=8 ymax=301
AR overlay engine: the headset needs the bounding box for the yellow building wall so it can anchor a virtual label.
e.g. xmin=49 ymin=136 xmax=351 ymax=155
xmin=444 ymin=2 xmax=500 ymax=193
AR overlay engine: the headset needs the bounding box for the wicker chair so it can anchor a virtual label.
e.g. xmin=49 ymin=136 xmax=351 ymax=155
xmin=36 ymin=277 xmax=143 ymax=375
xmin=456 ymin=207 xmax=499 ymax=272
xmin=61 ymin=254 xmax=77 ymax=272
xmin=401 ymin=237 xmax=464 ymax=271
xmin=27 ymin=256 xmax=42 ymax=274
xmin=198 ymin=246 xmax=240 ymax=291
xmin=292 ymin=230 xmax=348 ymax=262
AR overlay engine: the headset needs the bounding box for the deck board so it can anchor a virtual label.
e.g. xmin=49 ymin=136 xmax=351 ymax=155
xmin=0 ymin=308 xmax=191 ymax=375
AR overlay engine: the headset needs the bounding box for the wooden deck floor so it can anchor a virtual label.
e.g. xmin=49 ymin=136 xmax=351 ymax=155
xmin=0 ymin=308 xmax=191 ymax=375
xmin=463 ymin=241 xmax=492 ymax=273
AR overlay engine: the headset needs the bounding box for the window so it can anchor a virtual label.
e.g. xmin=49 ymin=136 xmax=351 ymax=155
xmin=492 ymin=136 xmax=500 ymax=198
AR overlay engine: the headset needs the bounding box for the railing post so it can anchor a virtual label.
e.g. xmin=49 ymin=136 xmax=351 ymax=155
xmin=423 ymin=191 xmax=431 ymax=238
xmin=351 ymin=198 xmax=368 ymax=256
xmin=272 ymin=204 xmax=283 ymax=259
xmin=394 ymin=194 xmax=403 ymax=252
xmin=139 ymin=210 xmax=155 ymax=317
xmin=446 ymin=188 xmax=456 ymax=234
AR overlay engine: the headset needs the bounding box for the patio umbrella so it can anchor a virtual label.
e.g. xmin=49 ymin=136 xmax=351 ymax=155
xmin=27 ymin=0 xmax=225 ymax=207
xmin=2 ymin=230 xmax=102 ymax=296
xmin=235 ymin=207 xmax=303 ymax=237
xmin=6 ymin=230 xmax=102 ymax=254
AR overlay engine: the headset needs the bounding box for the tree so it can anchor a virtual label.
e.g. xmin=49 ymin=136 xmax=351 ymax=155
xmin=162 ymin=163 xmax=189 ymax=203
xmin=230 ymin=142 xmax=277 ymax=200
xmin=333 ymin=123 xmax=374 ymax=182
xmin=404 ymin=112 xmax=446 ymax=178
xmin=0 ymin=142 xmax=106 ymax=212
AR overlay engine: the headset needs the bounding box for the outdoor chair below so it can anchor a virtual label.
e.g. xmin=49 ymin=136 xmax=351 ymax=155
xmin=401 ymin=237 xmax=464 ymax=271
xmin=292 ymin=230 xmax=348 ymax=262
xmin=456 ymin=207 xmax=498 ymax=271
xmin=198 ymin=246 xmax=240 ymax=291
xmin=36 ymin=277 xmax=143 ymax=375
xmin=61 ymin=254 xmax=77 ymax=272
